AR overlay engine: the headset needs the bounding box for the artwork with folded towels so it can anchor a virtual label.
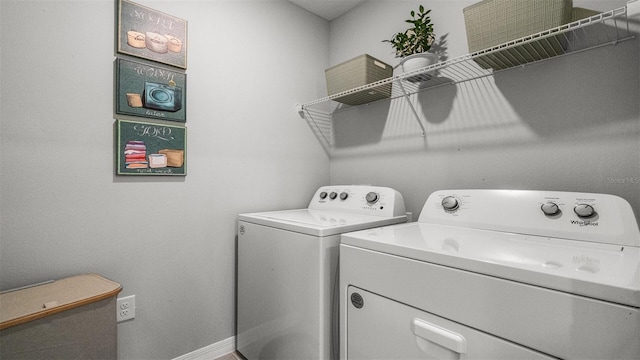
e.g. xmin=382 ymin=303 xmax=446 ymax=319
xmin=116 ymin=119 xmax=186 ymax=176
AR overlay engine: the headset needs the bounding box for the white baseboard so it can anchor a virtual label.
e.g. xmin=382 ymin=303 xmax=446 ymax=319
xmin=173 ymin=336 xmax=236 ymax=360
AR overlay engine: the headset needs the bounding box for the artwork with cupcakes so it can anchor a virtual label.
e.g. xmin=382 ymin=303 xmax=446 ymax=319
xmin=115 ymin=58 xmax=186 ymax=122
xmin=114 ymin=0 xmax=188 ymax=176
xmin=117 ymin=0 xmax=187 ymax=69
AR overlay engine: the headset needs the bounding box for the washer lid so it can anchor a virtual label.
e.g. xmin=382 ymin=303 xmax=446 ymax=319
xmin=239 ymin=209 xmax=407 ymax=237
xmin=341 ymin=223 xmax=640 ymax=307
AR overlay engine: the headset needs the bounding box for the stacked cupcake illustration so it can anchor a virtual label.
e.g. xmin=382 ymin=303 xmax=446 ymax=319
xmin=124 ymin=140 xmax=147 ymax=169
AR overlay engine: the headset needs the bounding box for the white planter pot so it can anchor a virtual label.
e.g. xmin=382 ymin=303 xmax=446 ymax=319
xmin=399 ymin=52 xmax=439 ymax=82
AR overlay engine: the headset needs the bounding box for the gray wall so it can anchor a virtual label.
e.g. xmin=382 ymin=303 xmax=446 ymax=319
xmin=0 ymin=1 xmax=329 ymax=358
xmin=2 ymin=0 xmax=639 ymax=359
xmin=328 ymin=0 xmax=640 ymax=223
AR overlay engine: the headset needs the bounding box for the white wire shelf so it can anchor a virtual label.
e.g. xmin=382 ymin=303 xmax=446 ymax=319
xmin=297 ymin=4 xmax=636 ymax=155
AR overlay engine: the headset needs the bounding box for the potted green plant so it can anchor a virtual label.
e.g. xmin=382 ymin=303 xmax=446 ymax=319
xmin=384 ymin=5 xmax=438 ymax=82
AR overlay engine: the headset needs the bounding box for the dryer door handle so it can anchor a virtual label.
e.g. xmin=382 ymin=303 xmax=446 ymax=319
xmin=412 ymin=318 xmax=467 ymax=354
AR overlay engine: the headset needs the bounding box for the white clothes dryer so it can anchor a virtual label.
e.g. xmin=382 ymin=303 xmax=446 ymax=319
xmin=237 ymin=185 xmax=406 ymax=360
xmin=340 ymin=189 xmax=640 ymax=360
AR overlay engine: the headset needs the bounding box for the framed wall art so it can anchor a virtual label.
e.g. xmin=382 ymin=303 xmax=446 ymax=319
xmin=115 ymin=58 xmax=186 ymax=122
xmin=116 ymin=119 xmax=187 ymax=176
xmin=117 ymin=0 xmax=188 ymax=69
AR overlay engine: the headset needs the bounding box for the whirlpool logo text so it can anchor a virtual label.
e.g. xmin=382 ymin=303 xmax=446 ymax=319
xmin=571 ymin=220 xmax=599 ymax=227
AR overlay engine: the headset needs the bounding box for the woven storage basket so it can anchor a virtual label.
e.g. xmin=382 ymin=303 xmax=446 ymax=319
xmin=158 ymin=149 xmax=184 ymax=167
xmin=325 ymin=54 xmax=393 ymax=105
xmin=464 ymin=0 xmax=574 ymax=70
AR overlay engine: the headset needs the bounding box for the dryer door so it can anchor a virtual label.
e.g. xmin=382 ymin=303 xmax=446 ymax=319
xmin=345 ymin=287 xmax=554 ymax=360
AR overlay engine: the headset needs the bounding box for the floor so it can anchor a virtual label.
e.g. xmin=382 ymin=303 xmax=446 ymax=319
xmin=214 ymin=351 xmax=246 ymax=360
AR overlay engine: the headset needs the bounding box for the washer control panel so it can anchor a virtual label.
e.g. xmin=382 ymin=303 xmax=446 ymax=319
xmin=421 ymin=189 xmax=639 ymax=247
xmin=309 ymin=185 xmax=406 ymax=217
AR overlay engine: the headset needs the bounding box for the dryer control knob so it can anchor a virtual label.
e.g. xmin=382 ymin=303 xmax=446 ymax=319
xmin=365 ymin=192 xmax=379 ymax=204
xmin=574 ymin=204 xmax=595 ymax=218
xmin=329 ymin=192 xmax=338 ymax=200
xmin=441 ymin=196 xmax=459 ymax=211
xmin=319 ymin=191 xmax=328 ymax=200
xmin=340 ymin=192 xmax=349 ymax=200
xmin=541 ymin=202 xmax=560 ymax=216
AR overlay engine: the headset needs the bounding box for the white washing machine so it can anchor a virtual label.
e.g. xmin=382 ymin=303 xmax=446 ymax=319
xmin=340 ymin=189 xmax=640 ymax=360
xmin=237 ymin=185 xmax=407 ymax=360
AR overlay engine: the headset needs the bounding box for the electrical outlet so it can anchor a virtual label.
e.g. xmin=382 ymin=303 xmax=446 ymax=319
xmin=117 ymin=295 xmax=135 ymax=322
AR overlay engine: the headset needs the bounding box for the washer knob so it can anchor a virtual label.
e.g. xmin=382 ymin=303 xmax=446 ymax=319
xmin=329 ymin=192 xmax=338 ymax=200
xmin=574 ymin=204 xmax=595 ymax=218
xmin=541 ymin=202 xmax=560 ymax=216
xmin=319 ymin=191 xmax=328 ymax=200
xmin=441 ymin=196 xmax=459 ymax=211
xmin=365 ymin=192 xmax=379 ymax=204
xmin=340 ymin=192 xmax=349 ymax=200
